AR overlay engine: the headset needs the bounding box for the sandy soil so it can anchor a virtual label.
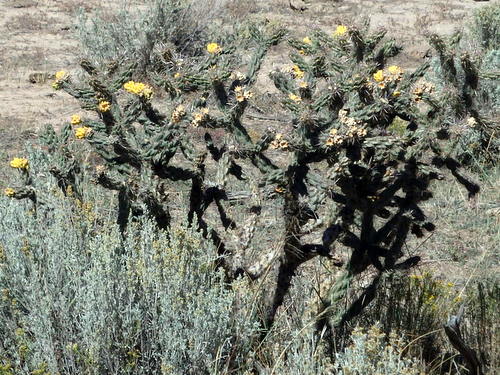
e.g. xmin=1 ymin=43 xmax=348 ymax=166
xmin=0 ymin=0 xmax=493 ymax=157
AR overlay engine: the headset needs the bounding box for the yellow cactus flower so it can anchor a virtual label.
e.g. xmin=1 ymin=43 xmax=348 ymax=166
xmin=55 ymin=70 xmax=68 ymax=81
xmin=174 ymin=72 xmax=181 ymax=79
xmin=235 ymin=86 xmax=253 ymax=102
xmin=388 ymin=65 xmax=403 ymax=76
xmin=206 ymin=42 xmax=222 ymax=54
xmin=75 ymin=126 xmax=92 ymax=139
xmin=288 ymin=93 xmax=302 ymax=102
xmin=392 ymin=91 xmax=401 ymax=97
xmin=270 ymin=134 xmax=290 ymax=150
xmin=4 ymin=188 xmax=15 ymax=197
xmin=171 ymin=105 xmax=186 ymax=123
xmin=333 ymin=25 xmax=348 ymax=37
xmin=70 ymin=115 xmax=82 ymax=126
xmin=373 ymin=70 xmax=385 ymax=82
xmin=123 ymin=81 xmax=153 ymax=99
xmin=291 ymin=65 xmax=305 ymax=79
xmin=302 ymin=36 xmax=312 ymax=45
xmin=10 ymin=158 xmax=29 ymax=170
xmin=299 ymin=81 xmax=308 ymax=88
xmin=98 ymin=101 xmax=111 ymax=112
xmin=191 ymin=108 xmax=210 ymax=127
xmin=124 ymin=81 xmax=142 ymax=94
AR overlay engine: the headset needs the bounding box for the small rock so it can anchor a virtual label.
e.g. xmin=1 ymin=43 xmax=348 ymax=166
xmin=289 ymin=0 xmax=308 ymax=12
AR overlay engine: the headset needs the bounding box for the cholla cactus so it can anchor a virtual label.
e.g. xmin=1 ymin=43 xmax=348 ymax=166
xmin=8 ymin=22 xmax=478 ymax=337
xmin=425 ymin=22 xmax=499 ymax=165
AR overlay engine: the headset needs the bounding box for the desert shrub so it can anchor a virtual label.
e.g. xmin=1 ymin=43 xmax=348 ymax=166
xmin=470 ymin=3 xmax=500 ymax=51
xmin=75 ymin=0 xmax=233 ymax=73
xmin=348 ymin=272 xmax=499 ymax=374
xmin=334 ymin=325 xmax=424 ymax=375
xmin=460 ymin=280 xmax=499 ymax=373
xmin=0 ymin=154 xmax=257 ymax=375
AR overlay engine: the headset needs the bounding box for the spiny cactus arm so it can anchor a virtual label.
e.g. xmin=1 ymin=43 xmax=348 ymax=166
xmin=371 ymin=39 xmax=402 ymax=68
xmin=246 ymin=24 xmax=287 ymax=85
xmin=203 ymin=134 xmax=245 ymax=181
xmin=8 ymin=186 xmax=37 ymax=204
xmin=348 ymin=27 xmax=366 ymax=63
xmin=323 ymin=269 xmax=356 ymax=326
xmin=104 ymin=135 xmax=142 ymax=170
xmin=153 ymin=74 xmax=180 ymax=99
xmin=212 ymin=190 xmax=237 ymax=230
xmin=269 ymin=71 xmax=297 ymax=94
xmin=39 ymin=124 xmax=61 ymax=151
xmin=338 ymin=275 xmax=381 ymax=326
xmin=460 ymin=53 xmax=479 ymax=90
xmin=428 ymin=33 xmax=458 ymax=83
xmin=177 ymin=73 xmax=212 ymax=91
xmin=109 ymin=62 xmax=137 ymax=91
xmin=49 ymin=164 xmax=82 ymax=199
xmin=94 ymin=169 xmax=126 ymax=191
xmin=399 ymin=61 xmax=430 ymax=91
xmin=364 ymin=29 xmax=387 ymax=55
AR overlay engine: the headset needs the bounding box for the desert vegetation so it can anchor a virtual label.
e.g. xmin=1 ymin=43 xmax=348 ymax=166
xmin=0 ymin=0 xmax=498 ymax=374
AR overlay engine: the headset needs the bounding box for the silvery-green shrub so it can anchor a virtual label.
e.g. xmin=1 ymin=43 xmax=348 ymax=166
xmin=0 ymin=152 xmax=257 ymax=374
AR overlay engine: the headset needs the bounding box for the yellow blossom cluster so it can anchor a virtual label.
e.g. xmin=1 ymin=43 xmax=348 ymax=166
xmin=10 ymin=158 xmax=29 ymax=170
xmin=75 ymin=126 xmax=92 ymax=139
xmin=123 ymin=81 xmax=153 ymax=99
xmin=4 ymin=188 xmax=15 ymax=197
xmin=372 ymin=65 xmax=404 ymax=89
xmin=70 ymin=114 xmax=82 ymax=125
xmin=292 ymin=65 xmax=305 ymax=79
xmin=191 ymin=108 xmax=209 ymax=127
xmin=52 ymin=70 xmax=69 ymax=89
xmin=298 ymin=81 xmax=308 ymax=89
xmin=302 ymin=36 xmax=312 ymax=45
xmin=373 ymin=70 xmax=385 ymax=83
xmin=346 ymin=125 xmax=368 ymax=138
xmin=55 ymin=70 xmax=68 ymax=81
xmin=387 ymin=65 xmax=404 ymax=77
xmin=333 ymin=25 xmax=348 ymax=37
xmin=338 ymin=109 xmax=361 ymax=127
xmin=206 ymin=42 xmax=222 ymax=54
xmin=412 ymin=81 xmax=434 ymax=101
xmin=325 ymin=128 xmax=343 ymax=147
xmin=234 ymin=86 xmax=253 ymax=102
xmin=284 ymin=65 xmax=305 ymax=79
xmin=98 ymin=101 xmax=111 ymax=112
xmin=171 ymin=105 xmax=186 ymax=123
xmin=270 ymin=133 xmax=290 ymax=150
xmin=288 ymin=93 xmax=302 ymax=103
